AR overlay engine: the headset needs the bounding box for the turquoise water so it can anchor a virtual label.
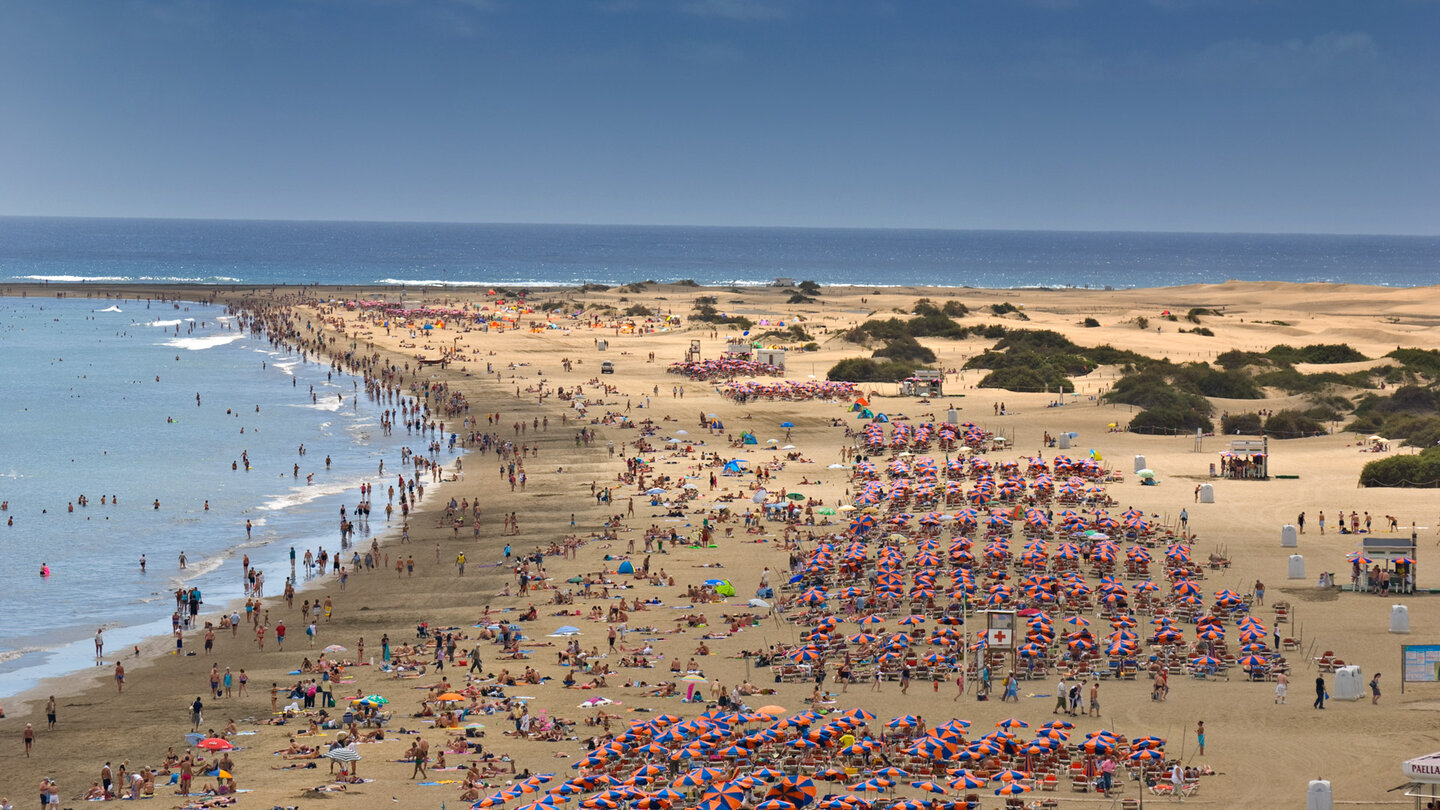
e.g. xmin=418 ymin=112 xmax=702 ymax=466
xmin=0 ymin=296 xmax=423 ymax=696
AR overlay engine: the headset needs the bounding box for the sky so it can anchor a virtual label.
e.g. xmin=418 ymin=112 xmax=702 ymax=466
xmin=0 ymin=0 xmax=1436 ymax=234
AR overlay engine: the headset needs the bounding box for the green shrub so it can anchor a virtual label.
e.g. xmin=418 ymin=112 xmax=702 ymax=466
xmin=1221 ymin=413 xmax=1263 ymax=435
xmin=1386 ymin=349 xmax=1440 ymax=378
xmin=1187 ymin=307 xmax=1221 ymax=323
xmin=873 ymin=336 xmax=937 ymax=364
xmin=1129 ymin=407 xmax=1213 ymax=435
xmin=1180 ymin=327 xmax=1214 ymax=336
xmin=1083 ymin=318 xmax=1100 ymax=328
xmin=990 ymin=302 xmax=1021 ymax=316
xmin=1264 ymin=410 xmax=1326 ymax=438
xmin=942 ymin=300 xmax=969 ymax=317
xmin=1267 ymin=344 xmax=1369 ymax=365
xmin=625 ymin=304 xmax=653 ymax=317
xmin=1215 ymin=350 xmax=1271 ymax=370
xmin=798 ymin=280 xmax=822 ymax=296
xmin=674 ymin=279 xmax=700 ymax=287
xmin=1136 ymin=317 xmax=1149 ymax=330
xmin=787 ymin=293 xmax=815 ymax=304
xmin=977 ymin=365 xmax=1074 ymax=393
xmin=1359 ymin=447 xmax=1440 ymax=487
xmin=826 ymin=358 xmax=919 ymax=383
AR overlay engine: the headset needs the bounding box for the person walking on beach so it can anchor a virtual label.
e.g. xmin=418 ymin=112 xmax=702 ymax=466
xmin=1275 ymin=671 xmax=1288 ymax=704
xmin=95 ymin=628 xmax=104 ymax=662
xmin=45 ymin=696 xmax=56 ymax=729
xmin=1195 ymin=720 xmax=1205 ymax=756
xmin=1054 ymin=677 xmax=1067 ymax=714
xmin=115 ymin=662 xmax=125 ymax=693
xmin=190 ymin=696 xmax=204 ymax=731
xmin=1371 ymin=673 xmax=1383 ymax=704
xmin=1318 ymin=511 xmax=1326 ymax=535
xmin=1297 ymin=512 xmax=1305 ymax=534
xmin=22 ymin=724 xmax=34 ymax=757
xmin=1315 ymin=675 xmax=1327 ymax=709
xmin=409 ymin=738 xmax=429 ymax=778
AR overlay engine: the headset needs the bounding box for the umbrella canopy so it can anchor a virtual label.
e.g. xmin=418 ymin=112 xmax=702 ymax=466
xmin=326 ymin=746 xmax=361 ymax=762
xmin=197 ymin=738 xmax=233 ymax=751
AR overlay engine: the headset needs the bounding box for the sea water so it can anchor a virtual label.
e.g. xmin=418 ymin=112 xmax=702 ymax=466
xmin=0 ymin=297 xmax=425 ymax=696
xmin=2 ymin=218 xmax=1437 ymax=289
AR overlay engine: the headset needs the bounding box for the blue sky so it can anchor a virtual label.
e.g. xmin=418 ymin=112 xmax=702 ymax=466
xmin=0 ymin=0 xmax=1435 ymax=233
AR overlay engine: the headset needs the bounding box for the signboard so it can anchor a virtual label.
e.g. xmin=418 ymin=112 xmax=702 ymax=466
xmin=1404 ymin=751 xmax=1440 ymax=781
xmin=985 ymin=610 xmax=1016 ymax=650
xmin=1403 ymin=644 xmax=1440 ymax=683
xmin=986 ymin=628 xmax=1015 ymax=649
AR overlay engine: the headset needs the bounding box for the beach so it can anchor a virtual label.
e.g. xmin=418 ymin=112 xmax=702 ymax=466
xmin=2 ymin=278 xmax=1440 ymax=809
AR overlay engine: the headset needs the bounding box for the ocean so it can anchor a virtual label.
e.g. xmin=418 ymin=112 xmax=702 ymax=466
xmin=1 ymin=217 xmax=1438 ymax=289
xmin=0 ymin=297 xmax=429 ymax=696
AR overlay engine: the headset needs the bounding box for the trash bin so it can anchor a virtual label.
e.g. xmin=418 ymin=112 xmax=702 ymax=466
xmin=1058 ymin=434 xmax=1071 ymax=450
xmin=1133 ymin=455 xmax=1147 ymax=473
xmin=1391 ymin=605 xmax=1411 ymax=634
xmin=1306 ymin=780 xmax=1332 ymax=810
xmin=1281 ymin=525 xmax=1298 ymax=548
xmin=1198 ymin=484 xmax=1214 ymax=503
xmin=1288 ymin=554 xmax=1305 ymax=580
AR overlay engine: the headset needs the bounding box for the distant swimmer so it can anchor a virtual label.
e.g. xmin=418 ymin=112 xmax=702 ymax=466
xmin=153 ymin=499 xmax=160 ymax=510
xmin=179 ymin=551 xmax=187 ymax=569
xmin=139 ymin=554 xmax=146 ymax=572
xmin=40 ymin=563 xmax=50 ymax=577
xmin=196 ymin=393 xmax=201 ymax=406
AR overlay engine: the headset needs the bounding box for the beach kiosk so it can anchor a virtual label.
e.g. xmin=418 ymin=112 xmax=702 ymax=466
xmin=754 ymin=347 xmax=787 ymax=372
xmin=1352 ymin=535 xmax=1418 ymax=594
xmin=1395 ymin=751 xmax=1440 ymax=807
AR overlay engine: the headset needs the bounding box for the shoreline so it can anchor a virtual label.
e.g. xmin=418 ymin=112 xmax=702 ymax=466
xmin=0 ymin=293 xmax=464 ymax=702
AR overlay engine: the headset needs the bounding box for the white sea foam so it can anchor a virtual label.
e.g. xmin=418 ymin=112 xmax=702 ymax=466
xmin=14 ymin=274 xmax=242 ymax=283
xmin=18 ymin=274 xmax=131 ymax=282
xmin=97 ymin=305 xmax=123 ymax=313
xmin=0 ymin=646 xmax=47 ymax=665
xmin=147 ymin=319 xmax=185 ymax=327
xmin=259 ymin=476 xmax=368 ymax=512
xmin=165 ymin=333 xmax=245 ymax=351
xmin=287 ymin=398 xmax=342 ymax=412
xmin=373 ymin=278 xmax=497 ymax=287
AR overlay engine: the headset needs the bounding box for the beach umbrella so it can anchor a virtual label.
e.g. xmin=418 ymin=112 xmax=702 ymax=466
xmin=994 ymin=783 xmax=1031 ymax=797
xmin=197 ymin=738 xmax=234 ymax=751
xmin=947 ymin=772 xmax=986 ymax=791
xmin=436 ymin=692 xmax=465 ymax=702
xmin=990 ymin=770 xmax=1029 ymax=784
xmin=323 ymin=644 xmax=347 ymax=653
xmin=326 ymin=746 xmax=361 ymax=762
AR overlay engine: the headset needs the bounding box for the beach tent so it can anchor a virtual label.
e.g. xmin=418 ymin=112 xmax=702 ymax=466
xmin=723 ymin=460 xmax=747 ymax=475
xmin=554 ymin=626 xmax=582 ymax=636
xmin=706 ymin=579 xmax=737 ymax=597
xmin=873 ymin=413 xmax=890 ymax=423
xmin=742 ymin=432 xmax=758 ymax=445
xmin=617 ymin=560 xmax=636 ymax=574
